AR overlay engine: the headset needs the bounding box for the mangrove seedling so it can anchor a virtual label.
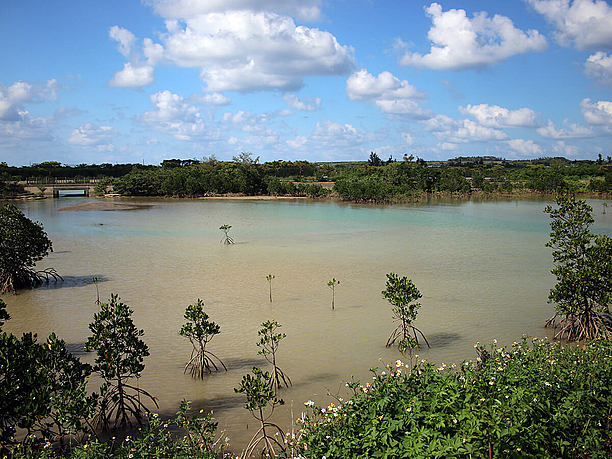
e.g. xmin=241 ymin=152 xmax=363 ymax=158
xmin=544 ymin=196 xmax=612 ymax=341
xmin=234 ymin=367 xmax=286 ymax=458
xmin=382 ymin=273 xmax=429 ymax=352
xmin=327 ymin=278 xmax=340 ymax=310
xmin=257 ymin=320 xmax=291 ymax=394
xmin=85 ymin=294 xmax=158 ymax=431
xmin=219 ymin=224 xmax=234 ymax=245
xmin=266 ymin=274 xmax=275 ymax=302
xmin=93 ymin=276 xmax=101 ymax=305
xmin=179 ymin=299 xmax=227 ymax=377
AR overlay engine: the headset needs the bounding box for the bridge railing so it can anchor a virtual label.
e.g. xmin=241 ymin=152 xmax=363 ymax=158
xmin=23 ymin=177 xmax=101 ymax=185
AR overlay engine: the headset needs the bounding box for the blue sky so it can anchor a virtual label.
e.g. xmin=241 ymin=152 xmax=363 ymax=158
xmin=1 ymin=0 xmax=611 ymax=166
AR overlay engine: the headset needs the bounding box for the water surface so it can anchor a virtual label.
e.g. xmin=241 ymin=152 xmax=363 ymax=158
xmin=5 ymin=197 xmax=611 ymax=450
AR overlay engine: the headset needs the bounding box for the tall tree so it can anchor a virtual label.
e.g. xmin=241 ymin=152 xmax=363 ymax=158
xmin=544 ymin=196 xmax=612 ymax=340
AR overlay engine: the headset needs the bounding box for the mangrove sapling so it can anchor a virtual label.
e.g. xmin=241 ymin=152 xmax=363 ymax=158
xmin=327 ymin=278 xmax=340 ymax=310
xmin=544 ymin=196 xmax=612 ymax=341
xmin=234 ymin=367 xmax=286 ymax=458
xmin=266 ymin=274 xmax=275 ymax=302
xmin=219 ymin=224 xmax=234 ymax=245
xmin=382 ymin=273 xmax=430 ymax=352
xmin=257 ymin=320 xmax=291 ymax=394
xmin=85 ymin=294 xmax=158 ymax=431
xmin=179 ymin=299 xmax=227 ymax=378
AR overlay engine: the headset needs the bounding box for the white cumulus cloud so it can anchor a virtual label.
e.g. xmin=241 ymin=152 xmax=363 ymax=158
xmin=283 ymin=94 xmax=321 ymax=111
xmin=580 ymin=98 xmax=612 ymax=132
xmin=346 ymin=69 xmax=429 ymax=118
xmin=142 ymin=90 xmax=204 ymax=140
xmin=109 ymin=26 xmax=136 ymax=58
xmin=68 ymin=123 xmax=115 ymax=146
xmin=536 ymin=119 xmax=593 ymax=138
xmin=191 ymin=92 xmax=232 ymax=106
xmin=584 ymin=52 xmax=612 ymax=86
xmin=108 ymin=63 xmax=154 ymax=88
xmin=422 ymin=114 xmax=508 ymax=142
xmin=401 ymin=3 xmax=547 ymax=70
xmin=145 ymin=0 xmax=322 ymax=21
xmin=526 ymin=0 xmax=612 ymax=49
xmin=459 ymin=104 xmax=539 ymax=127
xmin=506 ymin=138 xmax=543 ymax=156
xmin=159 ymin=11 xmax=353 ymax=92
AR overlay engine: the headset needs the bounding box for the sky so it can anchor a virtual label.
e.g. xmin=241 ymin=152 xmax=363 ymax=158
xmin=1 ymin=0 xmax=611 ymax=166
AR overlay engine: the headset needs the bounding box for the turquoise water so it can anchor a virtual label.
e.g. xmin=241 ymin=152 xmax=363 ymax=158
xmin=5 ymin=197 xmax=611 ymax=450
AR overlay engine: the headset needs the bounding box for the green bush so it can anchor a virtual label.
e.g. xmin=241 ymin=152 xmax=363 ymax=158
xmin=296 ymin=338 xmax=612 ymax=458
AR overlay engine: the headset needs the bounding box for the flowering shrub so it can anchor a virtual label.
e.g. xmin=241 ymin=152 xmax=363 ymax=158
xmin=296 ymin=338 xmax=612 ymax=458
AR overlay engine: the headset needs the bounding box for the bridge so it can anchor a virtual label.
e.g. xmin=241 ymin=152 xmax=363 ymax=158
xmin=19 ymin=179 xmax=98 ymax=197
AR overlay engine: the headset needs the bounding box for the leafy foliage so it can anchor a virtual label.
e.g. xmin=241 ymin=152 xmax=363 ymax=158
xmin=257 ymin=320 xmax=291 ymax=393
xmin=0 ymin=203 xmax=56 ymax=293
xmin=382 ymin=273 xmax=429 ymax=352
xmin=219 ymin=224 xmax=234 ymax=245
xmin=0 ymin=299 xmax=9 ymax=331
xmin=85 ymin=294 xmax=157 ymax=431
xmin=0 ymin=330 xmax=95 ymax=449
xmin=327 ymin=278 xmax=340 ymax=310
xmin=179 ymin=299 xmax=226 ymax=377
xmin=296 ymin=338 xmax=612 ymax=458
xmin=234 ymin=367 xmax=286 ymax=458
xmin=544 ymin=196 xmax=612 ymax=340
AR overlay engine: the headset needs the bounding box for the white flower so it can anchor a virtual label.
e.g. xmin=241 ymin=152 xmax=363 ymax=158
xmin=395 ymin=360 xmax=404 ymax=367
xmin=304 ymin=400 xmax=314 ymax=407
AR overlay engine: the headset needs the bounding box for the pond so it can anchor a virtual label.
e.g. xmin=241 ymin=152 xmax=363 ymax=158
xmin=4 ymin=196 xmax=611 ymax=451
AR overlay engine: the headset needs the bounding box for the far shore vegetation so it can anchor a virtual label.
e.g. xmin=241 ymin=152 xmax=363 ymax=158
xmin=1 ymin=154 xmax=611 ymax=203
xmin=0 ymin=191 xmax=610 ymax=457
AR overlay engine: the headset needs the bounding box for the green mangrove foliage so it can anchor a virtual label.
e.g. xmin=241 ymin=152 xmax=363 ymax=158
xmin=234 ymin=367 xmax=286 ymax=458
xmin=0 ymin=204 xmax=61 ymax=293
xmin=382 ymin=273 xmax=429 ymax=352
xmin=544 ymin=195 xmax=612 ymax=340
xmin=257 ymin=320 xmax=291 ymax=393
xmin=86 ymin=294 xmax=158 ymax=431
xmin=179 ymin=299 xmax=226 ymax=378
xmin=0 ymin=311 xmax=95 ymax=451
xmin=296 ymin=337 xmax=612 ymax=458
xmin=219 ymin=224 xmax=234 ymax=245
xmin=327 ymin=278 xmax=340 ymax=310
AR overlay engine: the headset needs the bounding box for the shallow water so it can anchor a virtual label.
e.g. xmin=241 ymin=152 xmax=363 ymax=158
xmin=4 ymin=197 xmax=611 ymax=451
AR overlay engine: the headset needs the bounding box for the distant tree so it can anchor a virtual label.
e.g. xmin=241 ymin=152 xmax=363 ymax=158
xmin=368 ymin=152 xmax=383 ymax=167
xmin=86 ymin=294 xmax=158 ymax=430
xmin=382 ymin=273 xmax=429 ymax=352
xmin=179 ymin=299 xmax=226 ymax=378
xmin=0 ymin=204 xmax=60 ymax=293
xmin=233 ymin=152 xmax=260 ymax=165
xmin=544 ymin=196 xmax=612 ymax=340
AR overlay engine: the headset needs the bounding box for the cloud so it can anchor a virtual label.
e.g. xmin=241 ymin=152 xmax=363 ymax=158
xmin=580 ymin=98 xmax=612 ymax=131
xmin=459 ymin=104 xmax=539 ymax=127
xmin=0 ymin=79 xmax=59 ymax=121
xmin=401 ymin=3 xmax=547 ymax=70
xmin=346 ymin=69 xmax=429 ymax=118
xmin=190 ymin=92 xmax=232 ymax=106
xmin=283 ymin=94 xmax=321 ymax=111
xmin=422 ymin=114 xmax=508 ymax=142
xmin=553 ymin=140 xmax=581 ymax=156
xmin=536 ymin=119 xmax=593 ymax=138
xmin=145 ymin=0 xmax=322 ymax=21
xmin=584 ymin=52 xmax=612 ymax=86
xmin=402 ymin=133 xmax=415 ymax=145
xmin=108 ymin=62 xmax=154 ymax=88
xmin=526 ymin=0 xmax=612 ymax=50
xmin=109 ymin=25 xmax=136 ymax=58
xmin=68 ymin=123 xmax=115 ymax=146
xmin=506 ymin=138 xmax=543 ymax=155
xmin=142 ymin=90 xmax=205 ymax=140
